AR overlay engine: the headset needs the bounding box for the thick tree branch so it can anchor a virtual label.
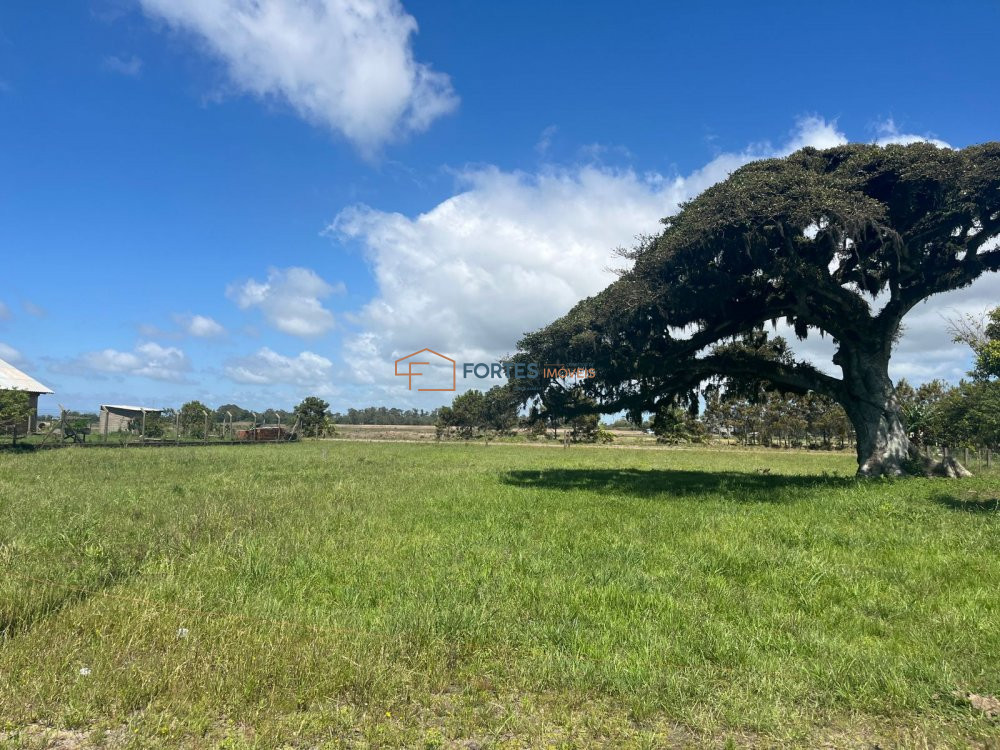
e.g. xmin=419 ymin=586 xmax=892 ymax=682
xmin=776 ymin=223 xmax=874 ymax=336
xmin=968 ymin=216 xmax=1000 ymax=253
xmin=695 ymin=351 xmax=844 ymax=400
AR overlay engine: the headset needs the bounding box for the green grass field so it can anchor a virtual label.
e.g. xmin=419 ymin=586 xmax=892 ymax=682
xmin=1 ymin=442 xmax=998 ymax=748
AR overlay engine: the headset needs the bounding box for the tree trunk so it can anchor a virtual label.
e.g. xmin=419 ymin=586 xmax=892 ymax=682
xmin=836 ymin=343 xmax=971 ymax=478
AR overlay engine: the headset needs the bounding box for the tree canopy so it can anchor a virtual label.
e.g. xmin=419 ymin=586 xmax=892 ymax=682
xmin=436 ymin=386 xmax=520 ymax=439
xmin=294 ymin=396 xmax=333 ymax=437
xmin=517 ymin=142 xmax=1000 ymax=476
xmin=179 ymin=400 xmax=212 ymax=438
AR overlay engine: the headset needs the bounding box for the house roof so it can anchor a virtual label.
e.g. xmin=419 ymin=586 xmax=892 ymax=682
xmin=100 ymin=405 xmax=162 ymax=415
xmin=0 ymin=358 xmax=54 ymax=394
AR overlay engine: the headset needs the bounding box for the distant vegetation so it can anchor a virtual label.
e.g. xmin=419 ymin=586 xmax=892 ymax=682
xmin=294 ymin=396 xmax=335 ymax=437
xmin=332 ymin=406 xmax=440 ymax=425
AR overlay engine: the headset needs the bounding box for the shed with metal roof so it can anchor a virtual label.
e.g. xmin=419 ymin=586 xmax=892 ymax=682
xmin=99 ymin=404 xmax=162 ymax=435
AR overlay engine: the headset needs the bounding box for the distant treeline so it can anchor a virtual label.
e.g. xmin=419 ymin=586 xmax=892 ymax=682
xmin=331 ymin=407 xmax=441 ymax=425
xmin=43 ymin=404 xmax=441 ymax=427
xmin=211 ymin=405 xmax=441 ymax=426
xmin=642 ymin=391 xmax=855 ymax=449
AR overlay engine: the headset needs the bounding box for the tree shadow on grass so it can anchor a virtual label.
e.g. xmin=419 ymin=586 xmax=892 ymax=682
xmin=0 ymin=443 xmax=40 ymax=454
xmin=501 ymin=468 xmax=854 ymax=501
xmin=932 ymin=494 xmax=1000 ymax=513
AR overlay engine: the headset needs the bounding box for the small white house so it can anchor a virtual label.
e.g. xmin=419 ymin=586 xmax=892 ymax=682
xmin=0 ymin=357 xmax=53 ymax=433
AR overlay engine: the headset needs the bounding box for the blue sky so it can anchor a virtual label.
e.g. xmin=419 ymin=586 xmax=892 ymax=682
xmin=1 ymin=0 xmax=999 ymax=413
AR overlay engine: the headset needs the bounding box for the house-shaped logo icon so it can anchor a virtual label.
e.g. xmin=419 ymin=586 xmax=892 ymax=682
xmin=394 ymin=348 xmax=457 ymax=391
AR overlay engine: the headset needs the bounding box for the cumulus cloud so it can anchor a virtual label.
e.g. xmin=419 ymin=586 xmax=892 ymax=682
xmin=784 ymin=115 xmax=848 ymax=151
xmin=228 ymin=266 xmax=342 ymax=338
xmin=136 ymin=0 xmax=458 ymax=153
xmin=889 ymin=276 xmax=999 ymax=382
xmin=535 ymin=124 xmax=558 ymax=155
xmin=0 ymin=342 xmax=23 ymax=363
xmin=680 ymin=116 xmax=848 ymax=198
xmin=225 ymin=347 xmax=334 ymax=387
xmin=21 ymin=301 xmax=46 ymax=317
xmin=874 ymin=118 xmax=951 ymax=149
xmin=329 ymin=117 xmax=854 ymax=400
xmin=103 ymin=54 xmax=143 ymax=77
xmin=334 ymin=167 xmax=676 ymax=367
xmin=175 ymin=313 xmax=226 ymax=337
xmin=69 ymin=342 xmax=191 ymax=382
xmin=140 ymin=313 xmax=227 ymax=339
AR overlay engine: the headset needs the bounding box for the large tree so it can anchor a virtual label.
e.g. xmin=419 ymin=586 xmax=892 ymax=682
xmin=516 ymin=142 xmax=1000 ymax=476
xmin=294 ymin=396 xmax=332 ymax=437
xmin=179 ymin=400 xmax=212 ymax=439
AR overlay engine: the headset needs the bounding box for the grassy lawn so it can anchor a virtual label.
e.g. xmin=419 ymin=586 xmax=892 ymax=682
xmin=0 ymin=442 xmax=998 ymax=748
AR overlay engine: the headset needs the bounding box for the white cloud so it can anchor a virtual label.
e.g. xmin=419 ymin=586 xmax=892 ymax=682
xmin=225 ymin=347 xmax=334 ymax=387
xmin=140 ymin=313 xmax=227 ymax=339
xmin=329 ymin=117 xmax=851 ymax=400
xmin=535 ymin=124 xmax=557 ymax=155
xmin=136 ymin=0 xmax=458 ymax=153
xmin=334 ymin=167 xmax=675 ymax=367
xmin=175 ymin=313 xmax=226 ymax=337
xmin=874 ymin=118 xmax=951 ymax=149
xmin=228 ymin=266 xmax=342 ymax=338
xmin=784 ymin=115 xmax=847 ymax=151
xmin=0 ymin=301 xmax=10 ymax=321
xmin=681 ymin=116 xmax=848 ymax=198
xmin=889 ymin=275 xmax=999 ymax=382
xmin=72 ymin=342 xmax=191 ymax=382
xmin=22 ymin=301 xmax=46 ymax=317
xmin=0 ymin=343 xmax=22 ymax=363
xmin=103 ymin=54 xmax=143 ymax=77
